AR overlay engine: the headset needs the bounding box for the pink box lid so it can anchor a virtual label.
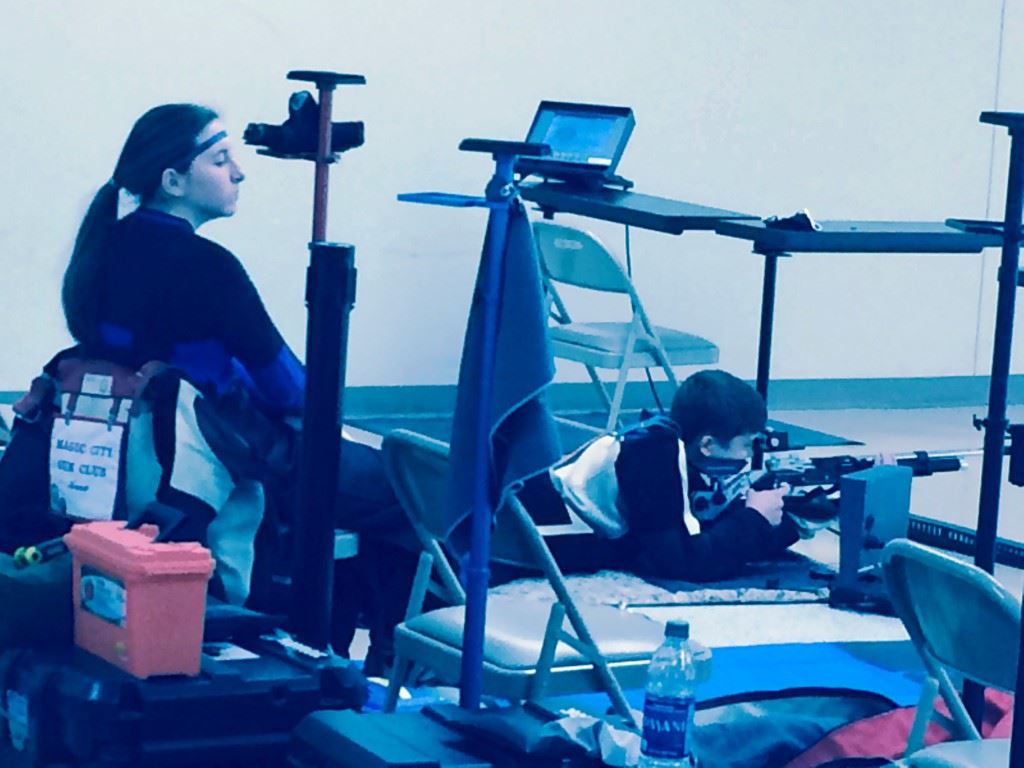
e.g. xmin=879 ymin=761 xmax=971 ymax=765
xmin=64 ymin=521 xmax=215 ymax=579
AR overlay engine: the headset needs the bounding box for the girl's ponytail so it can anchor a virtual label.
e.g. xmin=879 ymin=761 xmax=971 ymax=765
xmin=61 ymin=181 xmax=119 ymax=345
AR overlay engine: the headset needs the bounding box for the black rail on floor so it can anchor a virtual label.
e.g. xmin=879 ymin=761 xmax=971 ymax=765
xmin=907 ymin=514 xmax=1024 ymax=571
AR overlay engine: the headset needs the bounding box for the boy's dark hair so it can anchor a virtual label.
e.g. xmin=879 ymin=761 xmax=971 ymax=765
xmin=669 ymin=369 xmax=766 ymax=444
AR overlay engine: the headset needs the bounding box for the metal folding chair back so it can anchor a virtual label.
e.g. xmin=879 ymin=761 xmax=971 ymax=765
xmin=379 ymin=428 xmax=668 ymax=727
xmin=532 ymin=220 xmax=718 ymax=431
xmin=882 ymin=538 xmax=1020 ymax=762
xmin=534 ymin=223 xmax=635 ymax=294
xmin=380 ymin=428 xmax=466 ymax=609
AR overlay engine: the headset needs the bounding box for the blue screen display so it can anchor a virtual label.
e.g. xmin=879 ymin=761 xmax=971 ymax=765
xmin=529 ymin=110 xmax=629 ymax=167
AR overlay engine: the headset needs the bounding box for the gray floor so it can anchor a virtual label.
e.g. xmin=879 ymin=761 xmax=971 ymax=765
xmin=771 ymin=406 xmax=1024 ymax=536
xmin=770 ymin=405 xmax=1024 ymax=596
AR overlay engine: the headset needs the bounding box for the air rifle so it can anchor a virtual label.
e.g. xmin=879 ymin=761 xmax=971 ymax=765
xmin=693 ymin=449 xmax=963 ymax=523
xmin=756 ymin=449 xmax=1024 ymax=569
xmin=756 ymin=450 xmax=962 ymax=490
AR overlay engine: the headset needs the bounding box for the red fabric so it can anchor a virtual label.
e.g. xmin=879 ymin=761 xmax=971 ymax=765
xmin=783 ymin=689 xmax=1013 ymax=768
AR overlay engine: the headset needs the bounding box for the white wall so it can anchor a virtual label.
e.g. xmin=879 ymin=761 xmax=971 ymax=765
xmin=0 ymin=0 xmax=1015 ymax=389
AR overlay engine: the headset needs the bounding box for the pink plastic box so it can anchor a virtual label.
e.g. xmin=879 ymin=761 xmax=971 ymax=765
xmin=64 ymin=521 xmax=214 ymax=678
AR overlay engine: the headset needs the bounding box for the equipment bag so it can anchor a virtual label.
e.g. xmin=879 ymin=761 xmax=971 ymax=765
xmin=0 ymin=552 xmax=72 ymax=652
xmin=0 ymin=633 xmax=367 ymax=768
xmin=289 ymin=705 xmax=534 ymax=768
xmin=289 ymin=688 xmax=899 ymax=768
xmin=0 ymin=349 xmax=152 ymax=554
xmin=0 ymin=348 xmax=283 ymax=606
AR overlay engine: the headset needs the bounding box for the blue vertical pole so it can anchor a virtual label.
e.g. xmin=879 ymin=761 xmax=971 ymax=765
xmin=460 ymin=153 xmax=516 ymax=709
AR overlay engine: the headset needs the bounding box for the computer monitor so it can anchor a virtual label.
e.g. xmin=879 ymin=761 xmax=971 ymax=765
xmin=516 ymin=101 xmax=635 ymax=187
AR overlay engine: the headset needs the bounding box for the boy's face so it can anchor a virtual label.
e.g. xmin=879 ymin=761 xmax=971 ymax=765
xmin=700 ymin=432 xmax=759 ymax=462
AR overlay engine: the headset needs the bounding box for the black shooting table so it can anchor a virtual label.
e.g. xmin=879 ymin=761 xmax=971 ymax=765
xmin=519 ymin=180 xmax=755 ymax=234
xmin=712 ymin=219 xmax=1002 ymax=416
xmin=518 ymin=182 xmax=1001 ymax=450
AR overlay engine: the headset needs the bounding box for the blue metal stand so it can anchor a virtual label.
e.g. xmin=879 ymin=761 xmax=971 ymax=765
xmin=460 ymin=148 xmax=514 ymax=709
xmin=400 ymin=138 xmax=551 ymax=709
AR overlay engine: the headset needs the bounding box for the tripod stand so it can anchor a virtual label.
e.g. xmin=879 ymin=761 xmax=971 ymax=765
xmin=253 ymin=69 xmax=366 ymax=650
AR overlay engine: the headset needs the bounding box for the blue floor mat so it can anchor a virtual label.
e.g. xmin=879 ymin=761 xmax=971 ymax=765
xmin=692 ymin=641 xmax=924 ymax=706
xmin=367 ymin=640 xmax=925 ymax=716
xmin=545 ymin=640 xmax=924 ymax=716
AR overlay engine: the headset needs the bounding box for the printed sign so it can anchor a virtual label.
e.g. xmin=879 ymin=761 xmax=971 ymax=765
xmin=641 ymin=694 xmax=695 ymax=761
xmin=50 ymin=418 xmax=123 ymax=521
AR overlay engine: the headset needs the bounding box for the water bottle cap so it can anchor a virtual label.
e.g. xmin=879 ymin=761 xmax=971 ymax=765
xmin=665 ymin=620 xmax=690 ymax=639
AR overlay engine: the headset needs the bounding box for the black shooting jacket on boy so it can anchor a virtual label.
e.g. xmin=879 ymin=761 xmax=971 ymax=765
xmin=517 ymin=418 xmax=799 ymax=582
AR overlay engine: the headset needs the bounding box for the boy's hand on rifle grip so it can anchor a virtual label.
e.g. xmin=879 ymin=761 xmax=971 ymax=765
xmin=746 ymin=483 xmax=790 ymax=526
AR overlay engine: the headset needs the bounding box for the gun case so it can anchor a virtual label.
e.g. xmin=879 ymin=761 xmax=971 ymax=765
xmin=0 ymin=609 xmax=367 ymax=768
xmin=288 ymin=702 xmax=608 ymax=768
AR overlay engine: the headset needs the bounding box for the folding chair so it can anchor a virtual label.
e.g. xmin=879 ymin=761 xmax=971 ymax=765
xmin=380 ymin=428 xmax=677 ymax=729
xmin=882 ymin=538 xmax=1017 ymax=766
xmin=532 ymin=220 xmax=719 ymax=431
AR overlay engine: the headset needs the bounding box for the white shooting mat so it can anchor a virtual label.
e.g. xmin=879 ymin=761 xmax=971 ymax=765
xmin=628 ymin=529 xmax=1024 ymax=648
xmin=629 ymin=602 xmax=908 ymax=648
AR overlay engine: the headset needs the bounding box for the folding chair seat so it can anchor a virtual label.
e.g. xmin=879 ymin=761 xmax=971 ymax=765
xmin=532 ymin=220 xmax=719 ymax=431
xmin=896 ymin=738 xmax=1009 ymax=767
xmin=882 ymin=539 xmax=1018 ymax=767
xmin=380 ymin=428 xmax=694 ymax=728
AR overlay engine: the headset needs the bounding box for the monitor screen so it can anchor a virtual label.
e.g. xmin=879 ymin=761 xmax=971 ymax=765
xmin=519 ymin=101 xmax=635 ymax=182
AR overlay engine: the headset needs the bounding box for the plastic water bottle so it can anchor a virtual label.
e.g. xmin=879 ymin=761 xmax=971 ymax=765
xmin=638 ymin=620 xmax=698 ymax=767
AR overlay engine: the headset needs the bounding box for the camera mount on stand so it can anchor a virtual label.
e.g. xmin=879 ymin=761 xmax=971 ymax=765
xmin=247 ymin=70 xmax=365 ymax=650
xmin=245 ymin=91 xmax=364 ymax=158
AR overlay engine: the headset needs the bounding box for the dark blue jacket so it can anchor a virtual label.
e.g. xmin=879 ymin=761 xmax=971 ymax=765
xmin=92 ymin=208 xmax=304 ymax=415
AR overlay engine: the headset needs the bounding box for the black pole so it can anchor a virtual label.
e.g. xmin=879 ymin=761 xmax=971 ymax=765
xmin=291 ymin=242 xmax=356 ymax=648
xmin=279 ymin=69 xmax=364 ymax=650
xmin=972 ymin=112 xmax=1024 ymax=759
xmin=973 ymin=123 xmax=1024 ymax=576
xmin=753 ymin=250 xmax=782 ymax=470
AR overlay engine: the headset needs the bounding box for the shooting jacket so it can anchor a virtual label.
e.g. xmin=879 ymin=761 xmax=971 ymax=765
xmin=519 ymin=418 xmax=799 ymax=582
xmin=89 ymin=207 xmax=305 ymax=416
